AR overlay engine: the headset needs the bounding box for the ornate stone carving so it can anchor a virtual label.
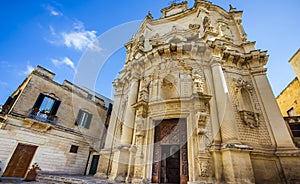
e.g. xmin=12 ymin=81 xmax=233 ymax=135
xmin=219 ymin=23 xmax=233 ymax=40
xmin=192 ymin=73 xmax=205 ymax=94
xmin=233 ymin=77 xmax=253 ymax=94
xmin=240 ymin=110 xmax=259 ymax=128
xmin=189 ymin=24 xmax=201 ymax=30
xmin=232 ymin=77 xmax=260 ymax=128
xmin=138 ymin=77 xmax=150 ymax=102
xmin=203 ymin=17 xmax=213 ymax=32
xmin=196 ymin=112 xmax=209 ymax=135
xmin=199 ymin=160 xmax=209 ymax=177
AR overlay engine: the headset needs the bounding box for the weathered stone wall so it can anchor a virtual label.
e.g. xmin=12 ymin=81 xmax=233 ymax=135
xmin=0 ymin=118 xmax=90 ymax=175
xmin=250 ymin=155 xmax=283 ymax=184
xmin=276 ymin=78 xmax=300 ymax=116
xmin=0 ymin=66 xmax=109 ymax=176
xmin=11 ymin=72 xmax=107 ymax=150
xmin=290 ymin=49 xmax=300 ymax=80
xmin=225 ymin=71 xmax=273 ymax=147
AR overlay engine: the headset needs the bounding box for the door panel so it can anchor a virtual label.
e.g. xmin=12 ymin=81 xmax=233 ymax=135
xmin=152 ymin=119 xmax=188 ymax=184
xmin=89 ymin=155 xmax=100 ymax=175
xmin=3 ymin=143 xmax=38 ymax=178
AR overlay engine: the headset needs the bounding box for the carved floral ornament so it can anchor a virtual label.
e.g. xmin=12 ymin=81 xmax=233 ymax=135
xmin=232 ymin=77 xmax=253 ymax=94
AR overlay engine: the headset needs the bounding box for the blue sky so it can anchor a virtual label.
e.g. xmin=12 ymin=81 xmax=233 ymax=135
xmin=0 ymin=0 xmax=299 ymax=104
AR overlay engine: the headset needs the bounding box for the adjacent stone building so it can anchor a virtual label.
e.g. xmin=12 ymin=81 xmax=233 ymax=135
xmin=95 ymin=1 xmax=300 ymax=184
xmin=276 ymin=49 xmax=300 ymax=148
xmin=0 ymin=66 xmax=111 ymax=178
xmin=277 ymin=49 xmax=300 ymax=117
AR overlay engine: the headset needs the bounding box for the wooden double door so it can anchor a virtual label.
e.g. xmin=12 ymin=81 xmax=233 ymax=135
xmin=3 ymin=143 xmax=37 ymax=178
xmin=152 ymin=119 xmax=188 ymax=184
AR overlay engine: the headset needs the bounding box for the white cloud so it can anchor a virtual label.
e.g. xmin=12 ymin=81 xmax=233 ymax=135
xmin=62 ymin=30 xmax=97 ymax=51
xmin=46 ymin=5 xmax=63 ymax=16
xmin=47 ymin=20 xmax=101 ymax=52
xmin=61 ymin=22 xmax=101 ymax=51
xmin=52 ymin=57 xmax=75 ymax=70
xmin=23 ymin=65 xmax=34 ymax=75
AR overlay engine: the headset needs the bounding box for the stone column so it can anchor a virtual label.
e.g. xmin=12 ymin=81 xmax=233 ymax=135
xmin=109 ymin=75 xmax=140 ymax=182
xmin=211 ymin=61 xmax=240 ymax=144
xmin=131 ymin=118 xmax=146 ymax=184
xmin=120 ymin=77 xmax=139 ymax=145
xmin=252 ymin=70 xmax=296 ymax=149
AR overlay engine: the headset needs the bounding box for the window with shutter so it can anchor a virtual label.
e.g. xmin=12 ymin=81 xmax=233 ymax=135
xmin=29 ymin=93 xmax=61 ymax=124
xmin=75 ymin=109 xmax=92 ymax=129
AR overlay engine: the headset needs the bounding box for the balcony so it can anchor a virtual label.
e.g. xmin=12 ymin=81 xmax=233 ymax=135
xmin=284 ymin=116 xmax=300 ymax=147
xmin=284 ymin=116 xmax=300 ymax=137
xmin=28 ymin=108 xmax=58 ymax=124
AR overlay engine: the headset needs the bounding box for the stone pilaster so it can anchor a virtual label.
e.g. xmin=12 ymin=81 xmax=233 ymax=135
xmin=108 ymin=76 xmax=140 ymax=182
xmin=221 ymin=148 xmax=255 ymax=184
xmin=252 ymin=69 xmax=296 ymax=149
xmin=95 ymin=92 xmax=123 ymax=179
xmin=211 ymin=61 xmax=240 ymax=144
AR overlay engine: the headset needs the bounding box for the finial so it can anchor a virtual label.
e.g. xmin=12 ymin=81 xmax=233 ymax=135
xmin=146 ymin=11 xmax=153 ymax=19
xmin=229 ymin=4 xmax=236 ymax=12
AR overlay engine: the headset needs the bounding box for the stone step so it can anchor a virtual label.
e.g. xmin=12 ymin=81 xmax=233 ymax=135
xmin=36 ymin=174 xmax=110 ymax=184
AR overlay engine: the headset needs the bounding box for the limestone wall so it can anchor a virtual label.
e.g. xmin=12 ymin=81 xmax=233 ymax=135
xmin=11 ymin=72 xmax=107 ymax=150
xmin=0 ymin=118 xmax=90 ymax=175
xmin=276 ymin=78 xmax=300 ymax=116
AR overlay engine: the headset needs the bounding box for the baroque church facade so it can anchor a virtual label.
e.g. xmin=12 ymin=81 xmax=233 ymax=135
xmin=95 ymin=1 xmax=300 ymax=183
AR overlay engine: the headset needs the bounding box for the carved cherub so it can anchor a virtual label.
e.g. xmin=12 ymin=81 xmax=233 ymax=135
xmin=192 ymin=73 xmax=204 ymax=94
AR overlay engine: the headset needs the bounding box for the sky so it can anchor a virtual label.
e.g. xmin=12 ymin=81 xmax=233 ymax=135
xmin=0 ymin=0 xmax=299 ymax=104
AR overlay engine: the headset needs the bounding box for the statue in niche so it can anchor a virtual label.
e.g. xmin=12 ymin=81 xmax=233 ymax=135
xmin=203 ymin=17 xmax=213 ymax=32
xmin=219 ymin=23 xmax=233 ymax=40
xmin=192 ymin=73 xmax=205 ymax=94
xmin=138 ymin=35 xmax=145 ymax=50
xmin=139 ymin=77 xmax=149 ymax=102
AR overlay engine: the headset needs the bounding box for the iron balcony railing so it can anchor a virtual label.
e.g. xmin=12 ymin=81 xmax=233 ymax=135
xmin=28 ymin=108 xmax=58 ymax=124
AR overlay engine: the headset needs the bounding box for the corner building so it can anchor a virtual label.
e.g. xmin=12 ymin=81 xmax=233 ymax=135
xmin=96 ymin=1 xmax=300 ymax=183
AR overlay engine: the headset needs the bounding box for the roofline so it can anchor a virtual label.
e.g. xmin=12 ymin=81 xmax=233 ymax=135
xmin=276 ymin=77 xmax=299 ymax=99
xmin=288 ymin=48 xmax=300 ymax=63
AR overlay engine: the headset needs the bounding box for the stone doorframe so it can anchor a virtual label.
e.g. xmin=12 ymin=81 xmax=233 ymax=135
xmin=151 ymin=118 xmax=189 ymax=184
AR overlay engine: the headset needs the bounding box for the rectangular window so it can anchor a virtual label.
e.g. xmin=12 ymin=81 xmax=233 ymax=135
xmin=70 ymin=145 xmax=79 ymax=153
xmin=287 ymin=107 xmax=296 ymax=117
xmin=40 ymin=96 xmax=55 ymax=113
xmin=29 ymin=93 xmax=61 ymax=124
xmin=75 ymin=109 xmax=92 ymax=129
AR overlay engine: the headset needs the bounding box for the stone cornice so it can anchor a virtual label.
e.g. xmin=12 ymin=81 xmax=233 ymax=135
xmin=161 ymin=1 xmax=188 ymax=18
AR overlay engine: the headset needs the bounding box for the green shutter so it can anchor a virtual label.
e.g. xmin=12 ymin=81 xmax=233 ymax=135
xmin=75 ymin=109 xmax=83 ymax=126
xmin=85 ymin=113 xmax=92 ymax=129
xmin=33 ymin=93 xmax=45 ymax=109
xmin=50 ymin=100 xmax=61 ymax=115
